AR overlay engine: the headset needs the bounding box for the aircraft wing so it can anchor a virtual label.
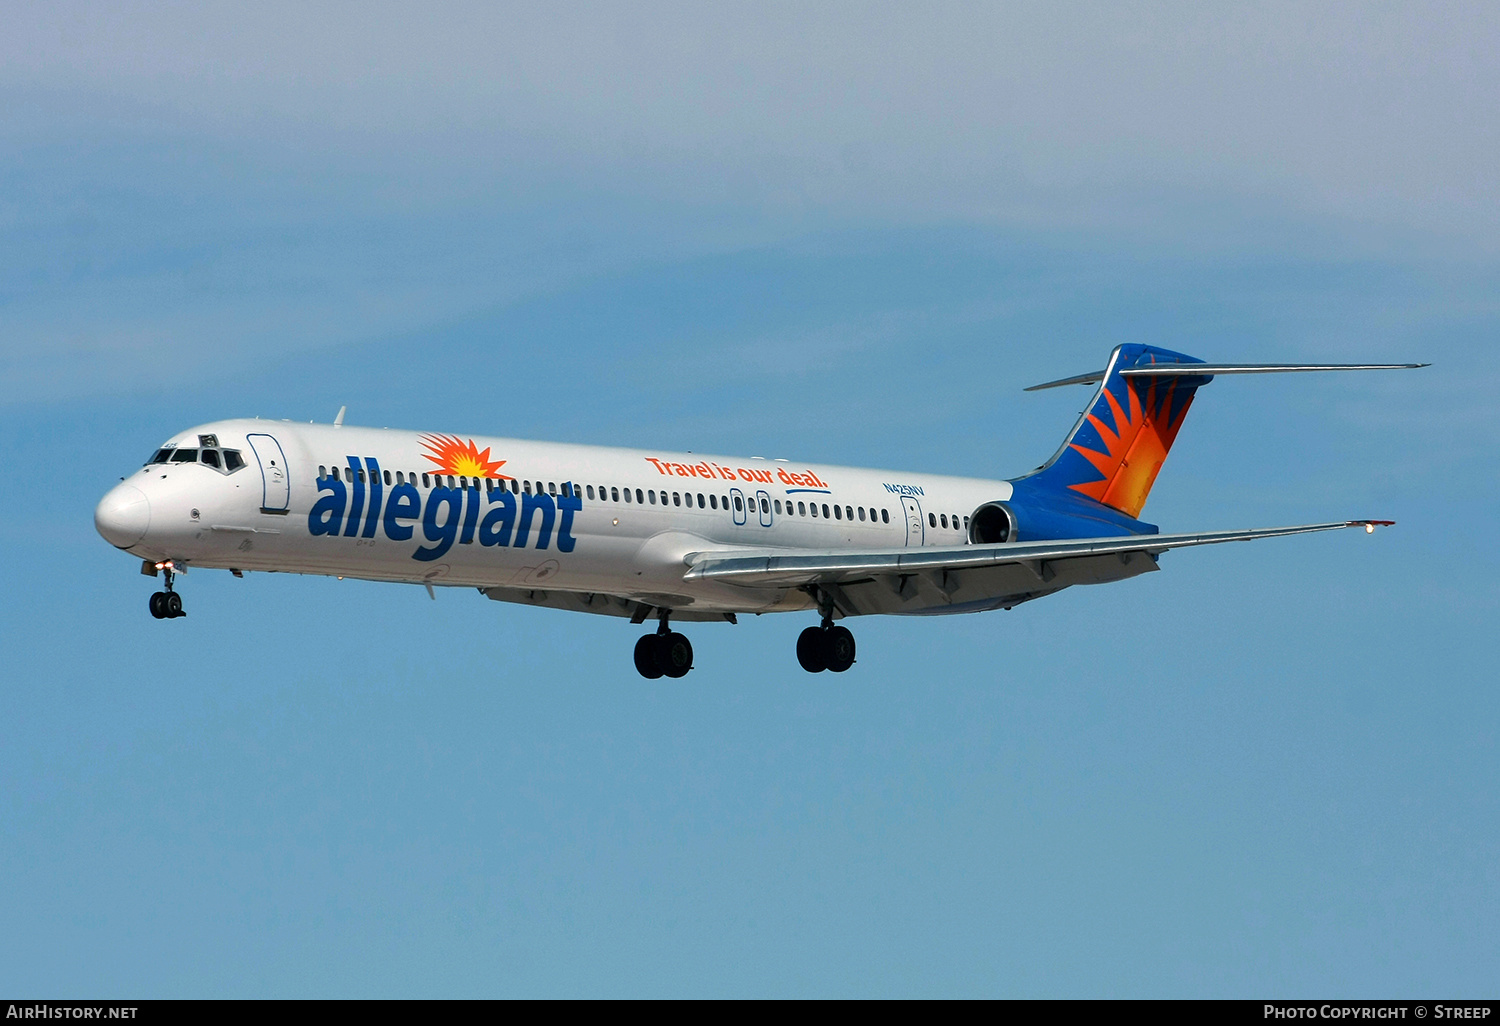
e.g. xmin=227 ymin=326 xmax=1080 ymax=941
xmin=684 ymin=520 xmax=1392 ymax=590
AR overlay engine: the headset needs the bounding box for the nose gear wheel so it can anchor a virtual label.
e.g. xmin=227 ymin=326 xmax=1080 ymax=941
xmin=148 ymin=565 xmax=185 ymax=619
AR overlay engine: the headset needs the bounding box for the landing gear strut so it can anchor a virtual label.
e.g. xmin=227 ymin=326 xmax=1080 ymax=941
xmin=634 ymin=610 xmax=693 ymax=679
xmin=797 ymin=593 xmax=855 ymax=673
xmin=148 ymin=563 xmax=185 ymax=619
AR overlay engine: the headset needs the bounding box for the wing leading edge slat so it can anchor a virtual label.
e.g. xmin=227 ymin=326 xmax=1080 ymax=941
xmin=684 ymin=521 xmax=1392 ymax=587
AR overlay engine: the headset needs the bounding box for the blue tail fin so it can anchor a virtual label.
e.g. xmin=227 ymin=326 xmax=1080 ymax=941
xmin=1024 ymin=344 xmax=1212 ymax=519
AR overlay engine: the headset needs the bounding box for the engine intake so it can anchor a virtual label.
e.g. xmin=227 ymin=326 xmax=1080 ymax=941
xmin=968 ymin=502 xmax=1015 ymax=545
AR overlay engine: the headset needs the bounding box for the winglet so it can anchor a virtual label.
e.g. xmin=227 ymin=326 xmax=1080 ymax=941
xmin=334 ymin=405 xmax=347 ymax=428
xmin=1349 ymin=519 xmax=1396 ymax=534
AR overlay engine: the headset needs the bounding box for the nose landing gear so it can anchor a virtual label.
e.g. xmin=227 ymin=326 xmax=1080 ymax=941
xmin=148 ymin=562 xmax=185 ymax=619
xmin=633 ymin=611 xmax=693 ymax=679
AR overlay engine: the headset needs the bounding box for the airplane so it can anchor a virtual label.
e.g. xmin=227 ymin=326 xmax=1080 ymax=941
xmin=94 ymin=344 xmax=1424 ymax=677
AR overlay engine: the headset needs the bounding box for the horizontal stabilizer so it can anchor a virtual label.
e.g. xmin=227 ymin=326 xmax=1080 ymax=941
xmin=1026 ymin=362 xmax=1427 ymax=391
xmin=684 ymin=520 xmax=1394 ymax=588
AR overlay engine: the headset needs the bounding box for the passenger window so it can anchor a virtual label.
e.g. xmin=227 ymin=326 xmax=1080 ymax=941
xmin=798 ymin=502 xmax=806 ymax=515
xmin=587 ymin=485 xmax=595 ymax=500
xmin=635 ymin=489 xmax=643 ymax=504
xmin=941 ymin=514 xmax=948 ymax=529
xmin=448 ymin=476 xmax=455 ymax=488
xmin=964 ymin=516 xmax=970 ymax=529
xmin=834 ymin=504 xmax=842 ymax=520
xmin=623 ymin=488 xmax=632 ymax=503
xmin=882 ymin=509 xmax=889 ymax=523
xmin=345 ymin=468 xmax=354 ymax=483
xmin=734 ymin=496 xmax=743 ymax=512
xmin=612 ymin=487 xmax=620 ymax=502
xmin=359 ymin=469 xmax=368 ymax=483
xmin=171 ymin=448 xmax=198 ymax=463
xmin=774 ymin=500 xmax=782 ymax=514
xmin=929 ymin=513 xmax=936 ymax=527
xmin=421 ymin=473 xmax=430 ymax=487
xmin=673 ymin=492 xmax=681 ymax=506
xmin=201 ymin=449 xmax=221 ymax=469
xmin=710 ymin=494 xmax=717 ymax=509
xmin=810 ymin=503 xmax=818 ymax=517
xmin=319 ymin=465 xmax=327 ymax=479
xmin=548 ymin=482 xmax=557 ymax=496
xmin=846 ymin=506 xmax=853 ymax=521
xmin=721 ymin=495 xmax=729 ymax=510
xmin=761 ymin=498 xmax=769 ymax=514
xmin=384 ymin=470 xmax=392 ymax=486
xmin=858 ymin=507 xmax=865 ymax=521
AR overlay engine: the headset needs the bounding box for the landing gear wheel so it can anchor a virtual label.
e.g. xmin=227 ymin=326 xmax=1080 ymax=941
xmin=634 ymin=634 xmax=664 ymax=679
xmin=797 ymin=626 xmax=829 ymax=673
xmin=149 ymin=592 xmax=166 ymax=619
xmin=824 ymin=625 xmax=855 ymax=672
xmin=164 ymin=592 xmax=183 ymax=618
xmin=655 ymin=631 xmax=693 ymax=678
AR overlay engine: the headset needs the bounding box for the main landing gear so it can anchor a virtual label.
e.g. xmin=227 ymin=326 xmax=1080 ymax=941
xmin=796 ymin=617 xmax=855 ymax=673
xmin=148 ymin=563 xmax=185 ymax=620
xmin=634 ymin=611 xmax=693 ymax=679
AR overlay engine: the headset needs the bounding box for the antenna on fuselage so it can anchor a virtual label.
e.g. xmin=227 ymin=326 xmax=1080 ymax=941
xmin=334 ymin=405 xmax=346 ymax=427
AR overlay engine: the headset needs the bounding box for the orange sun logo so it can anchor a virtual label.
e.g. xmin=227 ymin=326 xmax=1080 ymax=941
xmin=419 ymin=434 xmax=510 ymax=479
xmin=1067 ymin=375 xmax=1193 ymax=519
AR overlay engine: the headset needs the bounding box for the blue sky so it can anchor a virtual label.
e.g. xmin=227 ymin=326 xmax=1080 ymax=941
xmin=1 ymin=4 xmax=1496 ymax=996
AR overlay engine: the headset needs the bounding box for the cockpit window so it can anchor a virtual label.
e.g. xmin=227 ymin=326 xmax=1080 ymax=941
xmin=149 ymin=449 xmax=172 ymax=465
xmin=200 ymin=449 xmax=222 ymax=469
xmin=223 ymin=450 xmax=243 ymax=471
xmin=171 ymin=448 xmax=199 ymax=463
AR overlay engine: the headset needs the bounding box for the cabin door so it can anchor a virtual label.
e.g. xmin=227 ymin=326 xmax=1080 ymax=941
xmin=901 ymin=495 xmax=924 ymax=546
xmin=246 ymin=433 xmax=291 ymax=514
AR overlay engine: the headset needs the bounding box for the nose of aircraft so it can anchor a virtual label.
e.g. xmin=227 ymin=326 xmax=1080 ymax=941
xmin=95 ymin=484 xmax=151 ymax=549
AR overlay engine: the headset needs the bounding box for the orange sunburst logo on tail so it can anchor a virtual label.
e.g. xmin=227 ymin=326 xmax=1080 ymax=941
xmin=419 ymin=434 xmax=510 ymax=479
xmin=1067 ymin=374 xmax=1193 ymax=519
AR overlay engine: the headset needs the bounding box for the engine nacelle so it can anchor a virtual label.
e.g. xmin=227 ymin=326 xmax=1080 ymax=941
xmin=968 ymin=492 xmax=1153 ymax=544
xmin=968 ymin=502 xmax=1017 ymax=544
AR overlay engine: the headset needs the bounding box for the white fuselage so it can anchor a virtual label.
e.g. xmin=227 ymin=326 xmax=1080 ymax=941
xmin=96 ymin=419 xmax=1014 ymax=618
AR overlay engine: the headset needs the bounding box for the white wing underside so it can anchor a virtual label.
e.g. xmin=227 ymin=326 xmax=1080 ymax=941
xmin=478 ymin=521 xmax=1389 ymax=622
xmin=680 ymin=521 xmax=1387 ymax=616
